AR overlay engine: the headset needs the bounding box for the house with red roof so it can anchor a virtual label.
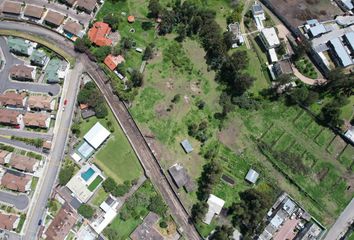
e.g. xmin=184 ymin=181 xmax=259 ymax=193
xmin=88 ymin=22 xmax=112 ymax=47
xmin=104 ymin=54 xmax=125 ymax=71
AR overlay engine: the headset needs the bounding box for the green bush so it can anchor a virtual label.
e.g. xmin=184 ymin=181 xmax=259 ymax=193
xmin=78 ymin=204 xmax=95 ymax=219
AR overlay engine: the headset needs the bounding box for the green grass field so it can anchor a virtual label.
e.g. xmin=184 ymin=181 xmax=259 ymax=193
xmin=91 ymin=187 xmax=108 ymax=206
xmin=88 ymin=176 xmax=103 ymax=191
xmin=79 ymin=105 xmax=142 ymax=184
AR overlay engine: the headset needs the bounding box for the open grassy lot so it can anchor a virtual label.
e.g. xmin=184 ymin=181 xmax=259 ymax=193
xmin=338 ymin=145 xmax=354 ymax=170
xmin=91 ymin=187 xmax=108 ymax=206
xmin=78 ymin=105 xmax=143 ymax=184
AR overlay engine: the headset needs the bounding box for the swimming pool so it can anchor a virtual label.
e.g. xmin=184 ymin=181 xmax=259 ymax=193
xmin=81 ymin=167 xmax=95 ymax=181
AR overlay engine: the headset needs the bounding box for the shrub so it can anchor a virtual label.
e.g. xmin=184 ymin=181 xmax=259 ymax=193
xmin=78 ymin=204 xmax=95 ymax=219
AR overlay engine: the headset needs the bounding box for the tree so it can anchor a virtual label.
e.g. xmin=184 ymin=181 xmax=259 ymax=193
xmin=209 ymin=225 xmax=234 ymax=240
xmin=229 ymin=189 xmax=274 ymax=237
xmin=223 ymin=31 xmax=234 ymax=50
xmin=71 ymin=123 xmax=81 ymax=136
xmin=319 ymin=101 xmax=343 ymax=127
xmin=58 ymin=165 xmax=75 ymax=185
xmin=74 ymin=35 xmax=91 ymax=52
xmin=92 ymin=46 xmax=111 ymax=62
xmin=131 ymin=70 xmax=144 ymax=87
xmin=148 ymin=195 xmax=167 ymax=216
xmin=159 ymin=220 xmax=168 ymax=228
xmin=103 ymin=13 xmax=120 ymax=31
xmin=191 ymin=201 xmax=208 ymax=222
xmin=121 ymin=37 xmax=134 ymax=50
xmin=142 ymin=44 xmax=154 ymax=61
xmin=95 ymin=102 xmax=108 ymax=118
xmin=113 ymin=184 xmax=130 ymax=197
xmin=78 ymin=204 xmax=95 ymax=219
xmin=141 ymin=21 xmax=154 ymax=31
xmin=197 ymin=161 xmax=222 ymax=201
xmin=175 ymin=24 xmax=187 ymax=42
xmin=102 ymin=177 xmax=116 ymax=193
xmin=148 ymin=0 xmax=162 ymax=18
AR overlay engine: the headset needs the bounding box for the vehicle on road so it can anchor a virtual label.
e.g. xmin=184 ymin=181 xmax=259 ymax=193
xmin=38 ymin=219 xmax=42 ymax=226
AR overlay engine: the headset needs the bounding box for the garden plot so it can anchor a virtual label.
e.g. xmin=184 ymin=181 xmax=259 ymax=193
xmin=305 ymin=121 xmax=323 ymax=139
xmin=261 ymin=126 xmax=284 ymax=146
xmin=274 ymin=133 xmax=295 ymax=151
xmin=281 ymin=106 xmax=302 ymax=121
xmin=315 ymin=128 xmax=336 ymax=147
xmin=294 ymin=111 xmax=313 ymax=131
xmin=338 ymin=145 xmax=354 ymax=170
xmin=326 ymin=136 xmax=347 ymax=156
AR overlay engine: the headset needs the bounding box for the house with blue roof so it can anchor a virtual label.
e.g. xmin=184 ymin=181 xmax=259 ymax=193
xmin=327 ymin=38 xmax=353 ymax=67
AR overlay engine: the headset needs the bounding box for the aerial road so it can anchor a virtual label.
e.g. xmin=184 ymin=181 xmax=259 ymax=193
xmin=0 ymin=21 xmax=201 ymax=240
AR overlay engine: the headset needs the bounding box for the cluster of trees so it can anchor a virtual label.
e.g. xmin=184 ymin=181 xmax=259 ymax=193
xmin=78 ymin=82 xmax=108 ymax=118
xmin=119 ymin=190 xmax=167 ymax=221
xmin=188 ymin=120 xmax=209 ymax=143
xmin=58 ymin=163 xmax=75 ymax=186
xmin=318 ymin=95 xmax=348 ymax=128
xmin=78 ymin=204 xmax=95 ymax=219
xmin=209 ymin=225 xmax=234 ymax=240
xmin=103 ymin=12 xmax=120 ymax=31
xmin=102 ymin=177 xmax=136 ymax=197
xmin=228 ymin=189 xmax=274 ymax=239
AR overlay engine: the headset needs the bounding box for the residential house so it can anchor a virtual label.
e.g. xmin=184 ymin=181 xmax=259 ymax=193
xmin=130 ymin=212 xmax=165 ymax=240
xmin=0 ymin=109 xmax=22 ymax=127
xmin=273 ymin=59 xmax=293 ymax=78
xmin=23 ymin=5 xmax=45 ymax=20
xmin=9 ymin=154 xmax=39 ymax=173
xmin=30 ymin=50 xmax=48 ymax=67
xmin=0 ymin=213 xmax=19 ymax=230
xmin=1 ymin=1 xmax=21 ymax=16
xmin=168 ymin=164 xmax=194 ymax=192
xmin=252 ymin=1 xmax=265 ymax=30
xmin=90 ymin=195 xmax=119 ymax=234
xmin=228 ymin=22 xmax=244 ymax=48
xmin=327 ymin=38 xmax=353 ymax=67
xmin=180 ymin=139 xmax=193 ymax=153
xmin=63 ymin=20 xmax=83 ymax=37
xmin=104 ymin=54 xmax=125 ymax=71
xmin=76 ymin=0 xmax=97 ymax=13
xmin=81 ymin=109 xmax=96 ymax=119
xmin=0 ymin=92 xmax=27 ymax=109
xmin=260 ymin=27 xmax=280 ymax=49
xmin=44 ymin=10 xmax=65 ymax=28
xmin=245 ymin=168 xmax=259 ymax=184
xmin=45 ymin=204 xmax=78 ymax=240
xmin=23 ymin=112 xmax=51 ymax=129
xmin=203 ymin=194 xmax=225 ymax=225
xmin=45 ymin=58 xmax=62 ymax=83
xmin=27 ymin=95 xmax=55 ymax=112
xmin=9 ymin=64 xmax=36 ymax=81
xmin=7 ymin=37 xmax=32 ymax=56
xmin=88 ymin=22 xmax=112 ymax=46
xmin=1 ymin=172 xmax=32 ymax=192
xmin=0 ymin=150 xmax=12 ymax=165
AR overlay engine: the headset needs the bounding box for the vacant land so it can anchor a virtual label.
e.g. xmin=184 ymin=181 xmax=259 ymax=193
xmin=267 ymin=0 xmax=342 ymax=29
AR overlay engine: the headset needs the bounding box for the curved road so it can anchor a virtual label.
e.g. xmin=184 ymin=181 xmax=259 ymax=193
xmin=0 ymin=21 xmax=201 ymax=240
xmin=0 ymin=191 xmax=29 ymax=211
xmin=0 ymin=37 xmax=61 ymax=96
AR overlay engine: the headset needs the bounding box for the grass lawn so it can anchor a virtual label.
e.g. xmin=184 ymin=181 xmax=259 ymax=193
xmin=103 ymin=181 xmax=157 ymax=239
xmin=88 ymin=176 xmax=103 ymax=192
xmin=348 ymin=232 xmax=354 ymax=240
xmin=15 ymin=214 xmax=26 ymax=233
xmin=295 ymin=57 xmax=318 ymax=79
xmin=92 ymin=108 xmax=143 ymax=184
xmin=91 ymin=187 xmax=108 ymax=206
xmin=31 ymin=177 xmax=39 ymax=192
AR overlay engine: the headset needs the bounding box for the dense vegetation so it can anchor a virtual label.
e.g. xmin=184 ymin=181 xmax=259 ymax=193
xmin=77 ymin=82 xmax=108 ymax=118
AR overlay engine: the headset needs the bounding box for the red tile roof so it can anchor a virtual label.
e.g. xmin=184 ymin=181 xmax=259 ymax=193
xmin=104 ymin=54 xmax=125 ymax=71
xmin=23 ymin=112 xmax=50 ymax=128
xmin=88 ymin=22 xmax=112 ymax=46
xmin=1 ymin=172 xmax=31 ymax=192
xmin=10 ymin=154 xmax=38 ymax=172
xmin=0 ymin=213 xmax=19 ymax=230
xmin=0 ymin=109 xmax=21 ymax=126
xmin=0 ymin=92 xmax=26 ymax=108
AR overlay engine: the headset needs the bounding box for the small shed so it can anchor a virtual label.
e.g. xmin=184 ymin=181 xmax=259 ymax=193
xmin=245 ymin=169 xmax=259 ymax=184
xmin=180 ymin=139 xmax=193 ymax=153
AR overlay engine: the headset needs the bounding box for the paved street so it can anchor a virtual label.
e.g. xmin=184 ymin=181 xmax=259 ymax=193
xmin=0 ymin=21 xmax=201 ymax=240
xmin=0 ymin=136 xmax=45 ymax=154
xmin=0 ymin=129 xmax=52 ymax=141
xmin=0 ymin=37 xmax=61 ymax=95
xmin=0 ymin=191 xmax=29 ymax=211
xmin=324 ymin=198 xmax=354 ymax=240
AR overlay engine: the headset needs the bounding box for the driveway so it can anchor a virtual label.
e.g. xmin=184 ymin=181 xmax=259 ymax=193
xmin=0 ymin=37 xmax=61 ymax=96
xmin=0 ymin=191 xmax=29 ymax=211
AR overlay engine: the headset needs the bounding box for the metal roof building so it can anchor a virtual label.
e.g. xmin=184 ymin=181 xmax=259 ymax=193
xmin=84 ymin=122 xmax=111 ymax=149
xmin=180 ymin=139 xmax=193 ymax=153
xmin=203 ymin=194 xmax=225 ymax=225
xmin=327 ymin=38 xmax=353 ymax=67
xmin=308 ymin=24 xmax=327 ymax=38
xmin=344 ymin=32 xmax=354 ymax=53
xmin=245 ymin=168 xmax=259 ymax=184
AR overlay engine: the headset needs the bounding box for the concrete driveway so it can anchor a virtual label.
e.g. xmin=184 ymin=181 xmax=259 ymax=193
xmin=0 ymin=191 xmax=29 ymax=211
xmin=0 ymin=37 xmax=61 ymax=96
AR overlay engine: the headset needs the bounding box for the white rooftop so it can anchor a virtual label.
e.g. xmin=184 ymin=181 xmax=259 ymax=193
xmin=270 ymin=213 xmax=284 ymax=228
xmin=268 ymin=48 xmax=278 ymax=63
xmin=90 ymin=196 xmax=119 ymax=234
xmin=84 ymin=122 xmax=111 ymax=149
xmin=203 ymin=194 xmax=225 ymax=225
xmin=345 ymin=126 xmax=354 ymax=143
xmin=261 ymin=28 xmax=280 ymax=47
xmin=71 ymin=152 xmax=82 ymax=162
xmin=245 ymin=169 xmax=259 ymax=184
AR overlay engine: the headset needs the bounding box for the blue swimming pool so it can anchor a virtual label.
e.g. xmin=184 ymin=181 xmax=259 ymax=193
xmin=81 ymin=167 xmax=95 ymax=181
